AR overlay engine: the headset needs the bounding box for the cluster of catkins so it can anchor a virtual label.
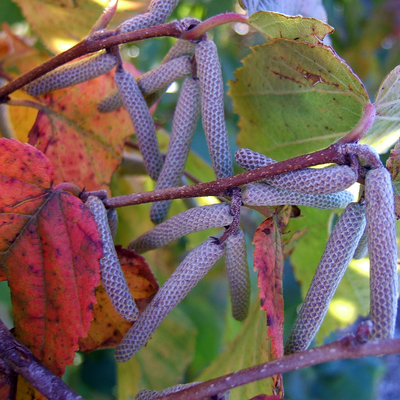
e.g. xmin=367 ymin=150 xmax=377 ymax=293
xmin=24 ymin=0 xmax=398 ymax=397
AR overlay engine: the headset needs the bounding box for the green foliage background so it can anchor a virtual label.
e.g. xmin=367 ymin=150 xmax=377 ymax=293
xmin=1 ymin=0 xmax=399 ymax=399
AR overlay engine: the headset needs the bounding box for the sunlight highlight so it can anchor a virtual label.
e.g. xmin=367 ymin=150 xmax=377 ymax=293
xmin=328 ymin=298 xmax=357 ymax=324
xmin=348 ymin=258 xmax=370 ymax=277
xmin=197 ymin=196 xmax=221 ymax=205
xmin=50 ymin=37 xmax=79 ymax=53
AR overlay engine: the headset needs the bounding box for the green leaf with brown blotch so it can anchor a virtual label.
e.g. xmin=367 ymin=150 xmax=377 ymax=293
xmin=229 ymin=39 xmax=369 ymax=161
xmin=248 ymin=11 xmax=333 ymax=45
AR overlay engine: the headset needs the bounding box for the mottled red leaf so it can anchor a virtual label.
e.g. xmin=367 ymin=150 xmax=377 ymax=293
xmin=252 ymin=208 xmax=292 ymax=394
xmin=28 ymin=63 xmax=138 ymax=192
xmin=79 ymin=246 xmax=158 ymax=352
xmin=0 ymin=138 xmax=102 ymax=378
xmin=253 ymin=217 xmax=284 ymax=360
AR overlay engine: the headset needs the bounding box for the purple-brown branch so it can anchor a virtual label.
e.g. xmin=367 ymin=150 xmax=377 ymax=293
xmin=156 ymin=335 xmax=400 ymax=400
xmin=0 ymin=21 xmax=184 ymax=103
xmin=103 ymin=143 xmax=351 ymax=209
xmin=0 ymin=319 xmax=82 ymax=400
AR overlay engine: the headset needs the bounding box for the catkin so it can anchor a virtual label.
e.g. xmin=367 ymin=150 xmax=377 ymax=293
xmin=25 ymin=52 xmax=117 ymax=96
xmin=107 ymin=208 xmax=118 ymax=240
xmin=365 ymin=167 xmax=398 ymax=339
xmin=224 ymin=228 xmax=250 ymax=321
xmin=129 ymin=203 xmax=233 ymax=253
xmin=85 ymin=196 xmax=138 ymax=321
xmin=235 ymin=148 xmax=357 ymax=195
xmin=242 ymin=183 xmax=354 ymax=210
xmin=162 ymin=39 xmax=196 ymax=64
xmin=114 ymin=69 xmax=163 ymax=180
xmin=117 ymin=0 xmax=179 ymax=33
xmin=284 ymin=202 xmax=366 ymax=354
xmin=150 ymin=78 xmax=201 ymax=224
xmin=195 ymin=40 xmax=233 ymax=180
xmin=115 ymin=238 xmax=225 ymax=362
xmin=98 ymin=56 xmax=192 ymax=113
xmin=353 ymin=226 xmax=368 ymax=259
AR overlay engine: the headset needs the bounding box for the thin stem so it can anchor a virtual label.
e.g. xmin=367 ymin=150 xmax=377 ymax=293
xmin=182 ymin=12 xmax=249 ymax=40
xmin=338 ymin=102 xmax=376 ymax=143
xmin=156 ymin=336 xmax=400 ymax=400
xmin=0 ymin=21 xmax=184 ymax=102
xmin=90 ymin=0 xmax=119 ymax=34
xmin=103 ymin=143 xmax=348 ymax=208
xmin=0 ymin=319 xmax=82 ymax=400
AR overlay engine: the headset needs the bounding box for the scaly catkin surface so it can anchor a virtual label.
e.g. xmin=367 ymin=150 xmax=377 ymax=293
xmin=117 ymin=0 xmax=179 ymax=33
xmin=115 ymin=238 xmax=224 ymax=362
xmin=25 ymin=52 xmax=116 ymax=96
xmin=235 ymin=148 xmax=357 ymax=194
xmin=114 ymin=69 xmax=163 ymax=180
xmin=150 ymin=77 xmax=201 ymax=224
xmin=195 ymin=40 xmax=233 ymax=180
xmin=353 ymin=225 xmax=368 ymax=259
xmin=85 ymin=196 xmax=138 ymax=321
xmin=284 ymin=202 xmax=366 ymax=354
xmin=129 ymin=203 xmax=233 ymax=253
xmin=224 ymin=228 xmax=250 ymax=321
xmin=365 ymin=167 xmax=398 ymax=339
xmin=106 ymin=208 xmax=118 ymax=240
xmin=242 ymin=183 xmax=354 ymax=209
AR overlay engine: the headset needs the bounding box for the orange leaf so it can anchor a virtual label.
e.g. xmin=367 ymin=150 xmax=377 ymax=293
xmin=79 ymin=246 xmax=158 ymax=353
xmin=0 ymin=138 xmax=102 ymax=377
xmin=28 ymin=67 xmax=135 ymax=192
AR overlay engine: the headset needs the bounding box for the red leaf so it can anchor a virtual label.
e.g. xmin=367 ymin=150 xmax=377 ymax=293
xmin=27 ymin=66 xmax=136 ymax=192
xmin=252 ymin=218 xmax=285 ymax=360
xmin=79 ymin=246 xmax=158 ymax=352
xmin=0 ymin=138 xmax=102 ymax=377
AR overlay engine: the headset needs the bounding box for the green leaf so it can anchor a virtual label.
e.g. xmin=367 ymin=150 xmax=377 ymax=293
xmin=229 ymin=40 xmax=369 ymax=161
xmin=135 ymin=307 xmax=197 ymax=392
xmin=198 ymin=298 xmax=273 ymax=399
xmin=287 ymin=206 xmax=370 ymax=343
xmin=248 ymin=11 xmax=333 ymax=45
xmin=362 ymin=65 xmax=400 ymax=153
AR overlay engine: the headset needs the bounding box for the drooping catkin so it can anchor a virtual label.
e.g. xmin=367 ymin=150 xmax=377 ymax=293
xmin=128 ymin=203 xmax=233 ymax=253
xmin=107 ymin=208 xmax=118 ymax=240
xmin=353 ymin=226 xmax=368 ymax=259
xmin=97 ymin=56 xmax=192 ymax=113
xmin=235 ymin=148 xmax=357 ymax=194
xmin=85 ymin=196 xmax=138 ymax=321
xmin=150 ymin=77 xmax=201 ymax=224
xmin=161 ymin=39 xmax=196 ymax=64
xmin=115 ymin=238 xmax=225 ymax=362
xmin=365 ymin=167 xmax=398 ymax=339
xmin=284 ymin=202 xmax=366 ymax=354
xmin=224 ymin=228 xmax=250 ymax=321
xmin=114 ymin=69 xmax=163 ymax=180
xmin=195 ymin=39 xmax=233 ymax=180
xmin=117 ymin=0 xmax=179 ymax=33
xmin=242 ymin=183 xmax=354 ymax=210
xmin=25 ymin=52 xmax=117 ymax=96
